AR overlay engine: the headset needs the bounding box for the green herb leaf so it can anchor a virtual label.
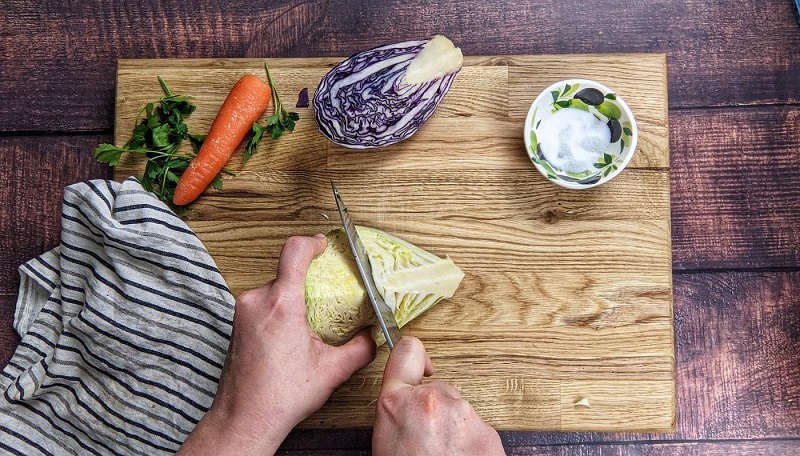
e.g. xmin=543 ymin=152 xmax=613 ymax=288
xmin=150 ymin=124 xmax=172 ymax=148
xmin=165 ymin=169 xmax=181 ymax=184
xmin=93 ymin=144 xmax=126 ymax=166
xmin=243 ymin=62 xmax=301 ymax=162
xmin=244 ymin=123 xmax=266 ymax=164
xmin=188 ymin=134 xmax=206 ymax=153
xmin=127 ymin=123 xmax=147 ymax=149
xmin=93 ymin=76 xmax=199 ymax=209
xmin=270 ymin=124 xmax=283 ymax=140
xmin=211 ymin=173 xmax=224 ymax=190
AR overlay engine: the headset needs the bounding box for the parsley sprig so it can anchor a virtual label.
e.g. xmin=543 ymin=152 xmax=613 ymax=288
xmin=93 ymin=77 xmax=224 ymax=207
xmin=244 ymin=63 xmax=300 ymax=163
xmin=95 ymin=63 xmax=298 ymax=207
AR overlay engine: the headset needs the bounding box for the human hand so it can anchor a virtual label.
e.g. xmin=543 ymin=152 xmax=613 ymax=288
xmin=373 ymin=337 xmax=505 ymax=456
xmin=179 ymin=235 xmax=377 ymax=455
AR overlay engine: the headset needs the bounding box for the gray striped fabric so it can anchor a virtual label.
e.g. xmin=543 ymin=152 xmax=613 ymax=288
xmin=1 ymin=178 xmax=235 ymax=455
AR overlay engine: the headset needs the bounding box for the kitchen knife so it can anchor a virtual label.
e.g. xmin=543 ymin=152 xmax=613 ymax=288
xmin=331 ymin=180 xmax=402 ymax=349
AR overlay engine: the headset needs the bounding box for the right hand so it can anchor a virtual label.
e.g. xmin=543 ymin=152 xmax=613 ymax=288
xmin=373 ymin=337 xmax=506 ymax=456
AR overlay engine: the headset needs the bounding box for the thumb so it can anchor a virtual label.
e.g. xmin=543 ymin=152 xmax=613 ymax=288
xmin=380 ymin=336 xmax=434 ymax=394
xmin=326 ymin=328 xmax=377 ymax=385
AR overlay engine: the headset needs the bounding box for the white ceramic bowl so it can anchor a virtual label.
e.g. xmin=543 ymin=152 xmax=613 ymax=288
xmin=523 ymin=79 xmax=638 ymax=189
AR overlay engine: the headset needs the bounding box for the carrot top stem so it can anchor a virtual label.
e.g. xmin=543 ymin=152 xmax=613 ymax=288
xmin=264 ymin=64 xmax=284 ymax=119
xmin=243 ymin=63 xmax=300 ymax=162
xmin=158 ymin=76 xmax=173 ymax=97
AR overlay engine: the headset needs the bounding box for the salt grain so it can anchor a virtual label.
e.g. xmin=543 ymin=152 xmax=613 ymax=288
xmin=538 ymin=107 xmax=611 ymax=173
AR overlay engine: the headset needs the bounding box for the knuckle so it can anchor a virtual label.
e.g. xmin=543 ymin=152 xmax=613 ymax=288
xmin=376 ymin=389 xmax=404 ymax=419
xmin=284 ymin=235 xmax=311 ymax=253
xmin=419 ymin=386 xmax=439 ymax=403
xmin=235 ymin=289 xmax=262 ymax=310
xmin=262 ymin=284 xmax=297 ymax=317
xmin=232 ymin=289 xmax=267 ymax=326
xmin=456 ymin=398 xmax=475 ymax=417
xmin=397 ymin=336 xmax=424 ymax=355
xmin=235 ymin=283 xmax=301 ymax=319
xmin=412 ymin=385 xmax=442 ymax=415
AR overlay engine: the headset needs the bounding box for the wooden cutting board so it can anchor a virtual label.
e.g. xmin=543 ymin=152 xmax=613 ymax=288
xmin=113 ymin=54 xmax=674 ymax=432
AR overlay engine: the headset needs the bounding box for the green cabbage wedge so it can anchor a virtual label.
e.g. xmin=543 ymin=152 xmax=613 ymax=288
xmin=305 ymin=226 xmax=464 ymax=345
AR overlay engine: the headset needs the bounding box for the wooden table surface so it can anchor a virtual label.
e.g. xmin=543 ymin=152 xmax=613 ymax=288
xmin=1 ymin=1 xmax=798 ymax=454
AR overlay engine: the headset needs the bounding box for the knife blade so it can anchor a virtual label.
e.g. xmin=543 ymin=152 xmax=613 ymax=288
xmin=330 ymin=180 xmax=402 ymax=349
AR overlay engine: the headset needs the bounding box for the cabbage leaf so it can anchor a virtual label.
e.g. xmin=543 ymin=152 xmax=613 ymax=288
xmin=305 ymin=226 xmax=464 ymax=345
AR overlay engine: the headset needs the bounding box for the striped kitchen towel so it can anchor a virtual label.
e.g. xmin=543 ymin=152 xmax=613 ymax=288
xmin=0 ymin=178 xmax=235 ymax=455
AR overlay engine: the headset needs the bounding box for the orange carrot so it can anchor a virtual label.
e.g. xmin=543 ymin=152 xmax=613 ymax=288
xmin=173 ymin=74 xmax=272 ymax=206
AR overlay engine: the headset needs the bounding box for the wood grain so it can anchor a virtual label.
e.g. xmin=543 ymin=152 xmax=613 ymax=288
xmin=0 ymin=136 xmax=112 ymax=295
xmin=671 ymin=106 xmax=800 ymax=270
xmin=674 ymin=272 xmax=800 ymax=440
xmin=1 ymin=1 xmax=799 ymax=133
xmin=112 ymin=54 xmax=674 ymax=432
xmin=270 ymin=440 xmax=800 ymax=456
xmin=0 ymin=0 xmax=797 ymax=453
xmin=0 ymin=295 xmax=20 ymax=370
xmin=504 ymin=440 xmax=800 ymax=455
xmin=275 ymin=270 xmax=800 ymax=449
xmin=491 ymin=271 xmax=800 ymax=445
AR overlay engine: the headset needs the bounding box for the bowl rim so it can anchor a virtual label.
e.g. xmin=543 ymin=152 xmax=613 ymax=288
xmin=524 ymin=78 xmax=638 ymax=189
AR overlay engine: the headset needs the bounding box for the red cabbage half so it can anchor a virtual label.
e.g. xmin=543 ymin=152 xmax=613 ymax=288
xmin=313 ymin=35 xmax=463 ymax=149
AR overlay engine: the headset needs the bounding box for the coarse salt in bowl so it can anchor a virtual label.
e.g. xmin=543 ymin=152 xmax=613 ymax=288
xmin=523 ymin=79 xmax=638 ymax=189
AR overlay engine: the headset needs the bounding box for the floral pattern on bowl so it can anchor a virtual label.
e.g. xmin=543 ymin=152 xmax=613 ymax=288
xmin=524 ymin=79 xmax=638 ymax=189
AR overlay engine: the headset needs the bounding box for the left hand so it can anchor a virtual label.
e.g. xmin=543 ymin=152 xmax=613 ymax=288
xmin=179 ymin=234 xmax=377 ymax=455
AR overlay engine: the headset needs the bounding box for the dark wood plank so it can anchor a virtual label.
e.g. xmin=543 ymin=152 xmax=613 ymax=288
xmin=671 ymin=106 xmax=800 ymax=270
xmin=0 ymin=136 xmax=112 ymax=295
xmin=279 ymin=430 xmax=371 ymax=452
xmin=1 ymin=1 xmax=799 ymax=132
xmin=505 ymin=440 xmax=800 ymax=455
xmin=0 ymin=295 xmax=20 ymax=369
xmin=273 ymin=439 xmax=800 ymax=455
xmin=673 ymin=272 xmax=800 ymax=440
xmin=0 ymin=0 xmax=798 ymax=452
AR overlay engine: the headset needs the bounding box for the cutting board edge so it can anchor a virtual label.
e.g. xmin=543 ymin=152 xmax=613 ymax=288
xmin=111 ymin=54 xmax=675 ymax=433
xmin=116 ymin=52 xmax=668 ymax=69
